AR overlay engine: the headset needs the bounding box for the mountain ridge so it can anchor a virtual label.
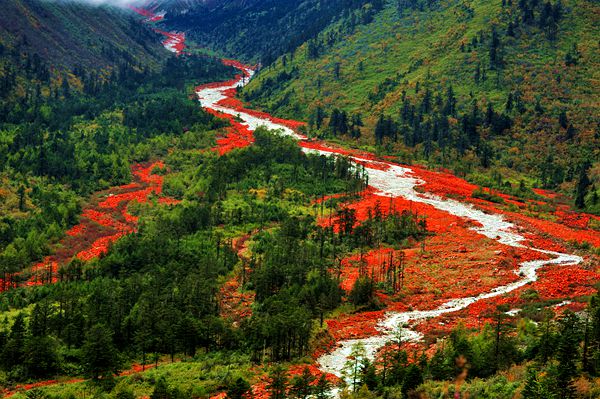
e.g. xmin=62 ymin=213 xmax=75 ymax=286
xmin=0 ymin=0 xmax=167 ymax=70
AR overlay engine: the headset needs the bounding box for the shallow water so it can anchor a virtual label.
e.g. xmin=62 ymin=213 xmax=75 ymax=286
xmin=196 ymin=68 xmax=582 ymax=388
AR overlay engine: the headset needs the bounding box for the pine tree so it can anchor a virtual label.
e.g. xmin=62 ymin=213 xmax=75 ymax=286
xmin=151 ymin=377 xmax=171 ymax=399
xmin=267 ymin=366 xmax=288 ymax=399
xmin=314 ymin=374 xmax=331 ymax=399
xmin=588 ymin=291 xmax=600 ymax=375
xmin=360 ymin=358 xmax=379 ymax=391
xmin=227 ymin=377 xmax=251 ymax=399
xmin=23 ymin=336 xmax=58 ymax=378
xmin=401 ymin=364 xmax=423 ymax=397
xmin=556 ymin=311 xmax=581 ymax=398
xmin=558 ymin=111 xmax=568 ymax=129
xmin=575 ymin=165 xmax=591 ymax=209
xmin=289 ymin=367 xmax=314 ymax=399
xmin=0 ymin=313 xmax=27 ymax=370
xmin=81 ymin=323 xmax=120 ymax=379
xmin=521 ymin=367 xmax=540 ymax=399
xmin=17 ymin=184 xmax=26 ymax=211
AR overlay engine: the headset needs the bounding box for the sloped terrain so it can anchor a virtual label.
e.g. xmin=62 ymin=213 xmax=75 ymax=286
xmin=1 ymin=2 xmax=600 ymax=398
xmin=0 ymin=0 xmax=165 ymax=69
xmin=155 ymin=0 xmax=383 ymax=62
xmin=242 ymin=0 xmax=600 ymax=212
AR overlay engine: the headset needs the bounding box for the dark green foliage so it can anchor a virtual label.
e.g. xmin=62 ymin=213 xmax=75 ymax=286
xmin=575 ymin=164 xmax=591 ymax=209
xmin=0 ymin=0 xmax=165 ymax=69
xmin=150 ymin=377 xmax=186 ymax=399
xmin=314 ymin=374 xmax=332 ymax=399
xmin=23 ymin=336 xmax=58 ymax=378
xmin=0 ymin=48 xmax=233 ymax=276
xmin=165 ymin=0 xmax=382 ymax=63
xmin=267 ymin=365 xmax=288 ymax=399
xmin=349 ymin=277 xmax=376 ymax=306
xmin=360 ymin=359 xmax=379 ymax=391
xmin=555 ymin=311 xmax=580 ymax=398
xmin=0 ymin=131 xmax=369 ymax=381
xmin=402 ymin=364 xmax=423 ymax=397
xmin=81 ymin=324 xmax=120 ymax=379
xmin=227 ymin=377 xmax=251 ymax=399
xmin=0 ymin=312 xmax=26 ymax=371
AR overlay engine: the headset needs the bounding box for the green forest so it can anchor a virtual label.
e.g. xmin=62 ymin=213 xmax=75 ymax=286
xmin=242 ymin=0 xmax=599 ymax=214
xmin=1 ymin=0 xmax=599 ymax=398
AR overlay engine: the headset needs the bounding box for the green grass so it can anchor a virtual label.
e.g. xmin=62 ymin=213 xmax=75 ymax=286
xmin=7 ymin=352 xmax=255 ymax=399
xmin=242 ymin=0 xmax=599 ymax=202
xmin=246 ymin=0 xmax=598 ymax=125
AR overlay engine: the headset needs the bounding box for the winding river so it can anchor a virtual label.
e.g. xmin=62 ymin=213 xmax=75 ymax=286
xmin=196 ymin=65 xmax=583 ymax=389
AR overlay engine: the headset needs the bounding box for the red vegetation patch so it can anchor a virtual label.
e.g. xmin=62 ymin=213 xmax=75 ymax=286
xmin=411 ymin=166 xmax=479 ymax=199
xmin=408 ymin=165 xmax=600 ymax=248
xmin=206 ymin=108 xmax=255 ymax=155
xmin=219 ymin=234 xmax=256 ymax=323
xmin=505 ymin=210 xmax=600 ymax=247
xmin=222 ymin=59 xmax=253 ymax=76
xmin=83 ymin=209 xmax=128 ymax=230
xmin=326 ymin=311 xmax=385 ymax=341
xmin=65 ymin=224 xmax=85 ymax=237
xmin=533 ymin=188 xmax=558 ymax=199
xmin=219 ymin=277 xmax=255 ymax=323
xmin=76 ymin=232 xmax=129 ymax=261
xmin=129 ymin=7 xmax=184 ymax=54
xmin=287 ymin=364 xmax=341 ymax=384
xmin=319 ymin=186 xmax=478 ymax=235
xmin=98 ymin=187 xmax=158 ymax=209
xmin=532 ymin=266 xmax=600 ymax=299
xmin=2 ymin=378 xmax=84 ymax=398
xmin=2 ymin=362 xmax=162 ymax=397
xmin=2 ymin=161 xmax=179 ymax=292
xmin=154 ymin=29 xmax=186 ymax=55
xmin=555 ymin=207 xmax=592 ymax=229
xmin=127 ymin=5 xmax=156 ymax=18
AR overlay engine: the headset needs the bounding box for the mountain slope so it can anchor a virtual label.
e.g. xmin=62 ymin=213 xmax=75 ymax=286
xmin=0 ymin=0 xmax=166 ymax=69
xmin=156 ymin=0 xmax=384 ymax=62
xmin=241 ymin=0 xmax=599 ymax=210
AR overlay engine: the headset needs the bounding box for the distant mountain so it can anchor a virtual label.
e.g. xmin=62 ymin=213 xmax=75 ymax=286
xmin=156 ymin=0 xmax=379 ymax=62
xmin=0 ymin=0 xmax=166 ymax=70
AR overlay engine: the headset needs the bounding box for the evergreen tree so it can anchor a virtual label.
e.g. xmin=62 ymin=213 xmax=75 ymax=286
xmin=81 ymin=323 xmax=120 ymax=379
xmin=227 ymin=377 xmax=251 ymax=399
xmin=151 ymin=377 xmax=171 ymax=399
xmin=289 ymin=367 xmax=314 ymax=399
xmin=589 ymin=291 xmax=600 ymax=375
xmin=1 ymin=312 xmax=27 ymax=370
xmin=360 ymin=358 xmax=379 ymax=391
xmin=23 ymin=336 xmax=58 ymax=378
xmin=401 ymin=364 xmax=423 ymax=397
xmin=558 ymin=110 xmax=568 ymax=129
xmin=575 ymin=165 xmax=591 ymax=209
xmin=267 ymin=366 xmax=288 ymax=399
xmin=521 ymin=367 xmax=541 ymax=399
xmin=314 ymin=374 xmax=331 ymax=399
xmin=555 ymin=311 xmax=580 ymax=398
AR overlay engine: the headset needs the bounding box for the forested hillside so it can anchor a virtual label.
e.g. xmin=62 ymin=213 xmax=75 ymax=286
xmin=241 ymin=0 xmax=600 ymax=213
xmin=1 ymin=1 xmax=600 ymax=399
xmin=0 ymin=0 xmax=236 ymax=308
xmin=158 ymin=0 xmax=385 ymax=63
xmin=0 ymin=0 xmax=166 ymax=69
